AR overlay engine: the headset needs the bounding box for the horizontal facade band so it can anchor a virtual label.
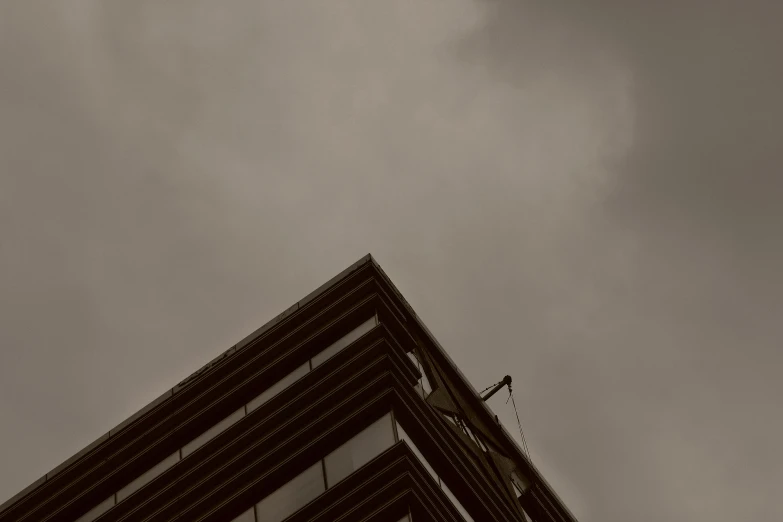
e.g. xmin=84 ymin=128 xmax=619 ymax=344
xmin=2 ymin=257 xmax=575 ymax=522
xmin=2 ymin=274 xmax=389 ymax=522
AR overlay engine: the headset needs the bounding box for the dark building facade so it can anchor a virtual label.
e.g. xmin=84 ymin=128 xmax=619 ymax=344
xmin=0 ymin=255 xmax=578 ymax=522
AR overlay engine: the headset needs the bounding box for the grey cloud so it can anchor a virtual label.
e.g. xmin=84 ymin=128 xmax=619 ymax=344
xmin=458 ymin=1 xmax=783 ymax=229
xmin=1 ymin=2 xmax=781 ymax=521
xmin=456 ymin=2 xmax=782 ymax=520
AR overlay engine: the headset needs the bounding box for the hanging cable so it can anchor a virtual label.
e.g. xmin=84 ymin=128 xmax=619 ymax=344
xmin=508 ymin=383 xmax=532 ymax=462
xmin=479 ymin=379 xmax=504 ymax=395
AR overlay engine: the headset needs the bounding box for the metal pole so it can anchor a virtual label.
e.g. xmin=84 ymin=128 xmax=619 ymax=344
xmin=481 ymin=375 xmax=512 ymax=401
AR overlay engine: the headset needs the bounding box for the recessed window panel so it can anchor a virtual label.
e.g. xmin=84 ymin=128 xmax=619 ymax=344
xmin=255 ymin=462 xmax=325 ymax=522
xmin=441 ymin=481 xmax=474 ymax=522
xmin=311 ymin=317 xmax=376 ymax=368
xmin=246 ymin=362 xmax=309 ymax=413
xmin=76 ymin=495 xmax=114 ymax=522
xmin=407 ymin=351 xmax=420 ymax=370
xmin=408 ymin=352 xmax=432 ymax=399
xmin=420 ymin=371 xmax=432 ymax=398
xmin=396 ymin=419 xmax=474 ymax=519
xmin=511 ymin=470 xmax=531 ymax=493
xmin=461 ymin=423 xmax=488 ymax=453
xmin=324 ymin=412 xmax=395 ymax=487
xmin=182 ymin=407 xmax=245 ymax=457
xmin=231 ymin=507 xmax=256 ymax=522
xmin=117 ymin=451 xmax=180 ymax=501
xmin=407 ymin=351 xmax=433 ymax=399
xmin=395 ymin=423 xmax=438 ymax=484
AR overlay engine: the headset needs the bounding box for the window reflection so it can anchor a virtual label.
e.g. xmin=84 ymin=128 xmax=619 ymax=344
xmin=246 ymin=362 xmax=310 ymax=413
xmin=117 ymin=451 xmax=180 ymax=501
xmin=311 ymin=317 xmax=377 ymax=368
xmin=182 ymin=407 xmax=245 ymax=457
xmin=511 ymin=471 xmax=530 ymax=494
xmin=395 ymin=423 xmax=438 ymax=484
xmin=75 ymin=495 xmax=114 ymax=522
xmin=230 ymin=507 xmax=256 ymax=522
xmin=324 ymin=413 xmax=395 ymax=487
xmin=73 ymin=314 xmax=386 ymax=519
xmin=407 ymin=351 xmax=419 ymax=369
xmin=453 ymin=418 xmax=487 ymax=453
xmin=396 ymin=420 xmax=476 ymax=521
xmin=421 ymin=373 xmax=432 ymax=398
xmin=441 ymin=481 xmax=474 ymax=522
xmin=407 ymin=351 xmax=432 ymax=399
xmin=255 ymin=462 xmax=325 ymax=522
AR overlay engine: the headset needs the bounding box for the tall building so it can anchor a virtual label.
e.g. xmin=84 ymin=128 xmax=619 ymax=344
xmin=0 ymin=255 xmax=578 ymax=522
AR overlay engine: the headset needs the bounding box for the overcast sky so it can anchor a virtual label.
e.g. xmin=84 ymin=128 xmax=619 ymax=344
xmin=1 ymin=2 xmax=781 ymax=521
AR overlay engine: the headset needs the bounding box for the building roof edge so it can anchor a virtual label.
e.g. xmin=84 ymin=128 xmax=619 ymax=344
xmin=1 ymin=254 xmax=376 ymax=510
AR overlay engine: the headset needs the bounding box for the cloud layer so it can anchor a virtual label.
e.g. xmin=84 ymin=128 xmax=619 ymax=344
xmin=1 ymin=2 xmax=780 ymax=520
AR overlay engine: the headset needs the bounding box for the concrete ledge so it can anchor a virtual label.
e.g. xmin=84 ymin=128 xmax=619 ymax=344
xmin=236 ymin=302 xmax=299 ymax=352
xmin=46 ymin=431 xmax=110 ymax=480
xmin=0 ymin=253 xmax=377 ymax=511
xmin=109 ymin=389 xmax=173 ymax=437
xmin=174 ymin=345 xmax=238 ymax=394
xmin=234 ymin=254 xmax=374 ymax=353
xmin=297 ymin=254 xmax=373 ymax=310
xmin=0 ymin=475 xmax=45 ymax=515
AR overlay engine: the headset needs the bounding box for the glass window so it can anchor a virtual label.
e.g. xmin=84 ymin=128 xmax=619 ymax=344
xmin=511 ymin=470 xmax=530 ymax=493
xmin=117 ymin=451 xmax=180 ymax=501
xmin=395 ymin=423 xmax=438 ymax=485
xmin=311 ymin=317 xmax=377 ymax=368
xmin=182 ymin=407 xmax=245 ymax=457
xmin=231 ymin=507 xmax=256 ymax=522
xmin=407 ymin=351 xmax=432 ymax=399
xmin=420 ymin=371 xmax=432 ymax=398
xmin=324 ymin=413 xmax=395 ymax=487
xmin=407 ymin=351 xmax=420 ymax=369
xmin=460 ymin=423 xmax=488 ymax=453
xmin=76 ymin=495 xmax=115 ymax=522
xmin=396 ymin=420 xmax=477 ymax=521
xmin=441 ymin=482 xmax=474 ymax=522
xmin=246 ymin=362 xmax=310 ymax=413
xmin=255 ymin=462 xmax=325 ymax=522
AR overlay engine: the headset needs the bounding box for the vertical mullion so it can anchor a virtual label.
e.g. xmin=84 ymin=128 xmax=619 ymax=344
xmin=391 ymin=409 xmax=400 ymax=443
xmin=321 ymin=458 xmax=329 ymax=490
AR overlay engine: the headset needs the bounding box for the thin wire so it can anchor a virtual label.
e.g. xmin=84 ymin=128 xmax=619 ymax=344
xmin=479 ymin=379 xmax=504 ymax=395
xmin=508 ymin=384 xmax=532 ymax=462
xmin=414 ymin=353 xmax=425 ymax=400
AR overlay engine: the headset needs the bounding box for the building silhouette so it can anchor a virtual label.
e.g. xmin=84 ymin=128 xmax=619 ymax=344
xmin=0 ymin=255 xmax=578 ymax=522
